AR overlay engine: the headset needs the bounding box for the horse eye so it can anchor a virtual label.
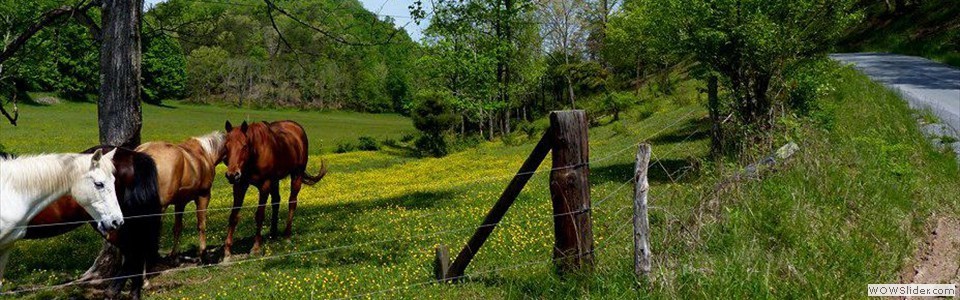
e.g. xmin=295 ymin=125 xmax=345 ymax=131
xmin=94 ymin=182 xmax=105 ymax=189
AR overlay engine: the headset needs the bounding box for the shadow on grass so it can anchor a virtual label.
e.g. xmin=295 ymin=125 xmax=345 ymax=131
xmin=154 ymin=189 xmax=459 ymax=271
xmin=649 ymin=116 xmax=711 ymax=145
xmin=592 ymin=158 xmax=701 ymax=185
xmin=146 ymin=101 xmax=178 ymax=109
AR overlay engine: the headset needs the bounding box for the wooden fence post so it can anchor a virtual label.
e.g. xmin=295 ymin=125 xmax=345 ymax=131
xmin=436 ymin=131 xmax=553 ymax=281
xmin=634 ymin=143 xmax=652 ymax=279
xmin=549 ymin=110 xmax=593 ymax=274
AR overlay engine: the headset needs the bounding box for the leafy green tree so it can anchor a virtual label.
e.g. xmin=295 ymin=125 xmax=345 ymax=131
xmin=142 ymin=35 xmax=187 ymax=104
xmin=186 ymin=46 xmax=229 ymax=97
xmin=601 ymin=91 xmax=636 ymax=121
xmin=412 ymin=90 xmax=457 ymax=157
xmin=631 ymin=0 xmax=860 ymax=150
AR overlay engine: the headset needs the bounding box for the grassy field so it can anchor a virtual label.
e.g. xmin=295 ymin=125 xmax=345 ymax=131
xmin=0 ymin=99 xmax=414 ymax=154
xmin=2 ymin=67 xmax=958 ymax=299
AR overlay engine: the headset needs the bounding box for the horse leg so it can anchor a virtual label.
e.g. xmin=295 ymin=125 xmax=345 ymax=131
xmin=251 ymin=180 xmax=272 ymax=256
xmin=127 ymin=256 xmax=146 ymax=300
xmin=224 ymin=182 xmax=249 ymax=259
xmin=111 ymin=252 xmax=145 ymax=300
xmin=196 ymin=193 xmax=210 ymax=257
xmin=269 ymin=182 xmax=281 ymax=238
xmin=169 ymin=203 xmax=186 ymax=259
xmin=0 ymin=248 xmax=10 ymax=288
xmin=285 ymin=174 xmax=303 ymax=239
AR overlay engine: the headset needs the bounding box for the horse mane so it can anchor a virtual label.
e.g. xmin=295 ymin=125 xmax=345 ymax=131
xmin=192 ymin=131 xmax=227 ymax=161
xmin=245 ymin=122 xmax=274 ymax=149
xmin=0 ymin=153 xmax=115 ymax=200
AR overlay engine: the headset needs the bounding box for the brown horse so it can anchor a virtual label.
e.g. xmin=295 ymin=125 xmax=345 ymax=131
xmin=136 ymin=131 xmax=226 ymax=259
xmin=222 ymin=120 xmax=327 ymax=258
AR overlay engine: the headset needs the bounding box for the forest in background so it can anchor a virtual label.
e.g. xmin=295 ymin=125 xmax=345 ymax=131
xmin=2 ymin=0 xmax=419 ymax=112
xmin=2 ymin=0 xmax=941 ymax=156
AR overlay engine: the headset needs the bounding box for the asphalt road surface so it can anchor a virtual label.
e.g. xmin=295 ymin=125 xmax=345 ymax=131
xmin=831 ymin=53 xmax=960 ymax=136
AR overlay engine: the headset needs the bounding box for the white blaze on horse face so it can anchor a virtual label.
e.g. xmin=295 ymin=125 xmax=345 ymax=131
xmin=72 ymin=149 xmax=124 ymax=234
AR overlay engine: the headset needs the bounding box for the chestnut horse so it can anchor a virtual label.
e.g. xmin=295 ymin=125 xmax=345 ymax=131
xmin=222 ymin=120 xmax=327 ymax=258
xmin=22 ymin=146 xmax=161 ymax=299
xmin=136 ymin=131 xmax=226 ymax=259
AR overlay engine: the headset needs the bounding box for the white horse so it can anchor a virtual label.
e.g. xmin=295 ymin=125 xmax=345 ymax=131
xmin=0 ymin=148 xmax=125 ymax=287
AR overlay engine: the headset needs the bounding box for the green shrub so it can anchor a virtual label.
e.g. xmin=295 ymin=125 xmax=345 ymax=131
xmin=381 ymin=138 xmax=399 ymax=148
xmin=335 ymin=141 xmax=356 ymax=153
xmin=415 ymin=135 xmax=448 ymax=157
xmin=357 ymin=136 xmax=380 ymax=151
xmin=601 ymin=91 xmax=638 ymax=121
xmin=400 ymin=133 xmax=416 ymax=143
xmin=411 ymin=91 xmax=457 ymax=157
xmin=783 ymin=59 xmax=838 ymax=115
xmin=611 ymin=122 xmax=630 ymax=136
xmin=516 ymin=121 xmax=539 ymax=138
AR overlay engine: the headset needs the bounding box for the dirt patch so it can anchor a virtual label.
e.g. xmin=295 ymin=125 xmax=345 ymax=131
xmin=899 ymin=217 xmax=960 ymax=288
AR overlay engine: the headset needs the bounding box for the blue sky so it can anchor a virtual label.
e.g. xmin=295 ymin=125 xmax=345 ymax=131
xmin=144 ymin=0 xmax=428 ymax=41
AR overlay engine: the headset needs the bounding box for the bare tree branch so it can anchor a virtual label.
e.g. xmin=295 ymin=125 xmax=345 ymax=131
xmin=73 ymin=8 xmax=102 ymax=41
xmin=265 ymin=4 xmax=307 ymax=72
xmin=0 ymin=0 xmax=99 ymax=65
xmin=261 ymin=0 xmax=405 ymax=47
xmin=0 ymin=92 xmax=19 ymax=126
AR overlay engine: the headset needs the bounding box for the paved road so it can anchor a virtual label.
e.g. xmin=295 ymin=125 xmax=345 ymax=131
xmin=831 ymin=53 xmax=960 ymax=137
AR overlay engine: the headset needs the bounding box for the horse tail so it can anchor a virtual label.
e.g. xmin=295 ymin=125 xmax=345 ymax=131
xmin=120 ymin=151 xmax=163 ymax=268
xmin=301 ymin=158 xmax=328 ymax=186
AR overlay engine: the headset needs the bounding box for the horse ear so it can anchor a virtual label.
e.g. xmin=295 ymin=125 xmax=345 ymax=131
xmin=102 ymin=148 xmax=117 ymax=162
xmin=225 ymin=120 xmax=233 ymax=132
xmin=240 ymin=121 xmax=248 ymax=133
xmin=91 ymin=148 xmax=103 ymax=169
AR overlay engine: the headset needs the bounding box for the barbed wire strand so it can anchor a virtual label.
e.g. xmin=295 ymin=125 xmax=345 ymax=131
xmin=2 ymin=171 xmax=641 ymax=296
xmin=13 ymin=108 xmax=700 ymax=230
xmin=333 ymin=204 xmax=638 ymax=300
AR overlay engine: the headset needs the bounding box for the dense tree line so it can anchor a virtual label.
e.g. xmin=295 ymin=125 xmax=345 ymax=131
xmin=2 ymin=0 xmax=419 ymax=112
xmin=4 ymin=0 xmax=867 ymax=157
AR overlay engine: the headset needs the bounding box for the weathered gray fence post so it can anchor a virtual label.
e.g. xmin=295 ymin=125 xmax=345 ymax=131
xmin=549 ymin=110 xmax=593 ymax=274
xmin=634 ymin=143 xmax=652 ymax=279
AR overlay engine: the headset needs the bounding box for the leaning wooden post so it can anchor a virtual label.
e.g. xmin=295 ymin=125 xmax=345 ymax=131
xmin=633 ymin=143 xmax=652 ymax=279
xmin=436 ymin=131 xmax=553 ymax=281
xmin=549 ymin=110 xmax=593 ymax=274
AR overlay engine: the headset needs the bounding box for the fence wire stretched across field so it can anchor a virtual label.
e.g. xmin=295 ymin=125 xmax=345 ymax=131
xmin=12 ymin=110 xmax=699 ymax=231
xmin=332 ymin=204 xmax=640 ymax=300
xmin=1 ymin=172 xmax=641 ymax=296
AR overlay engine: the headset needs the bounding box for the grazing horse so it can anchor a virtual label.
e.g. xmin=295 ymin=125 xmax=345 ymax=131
xmin=136 ymin=131 xmax=226 ymax=258
xmin=0 ymin=149 xmax=123 ymax=286
xmin=24 ymin=146 xmax=161 ymax=299
xmin=222 ymin=120 xmax=327 ymax=258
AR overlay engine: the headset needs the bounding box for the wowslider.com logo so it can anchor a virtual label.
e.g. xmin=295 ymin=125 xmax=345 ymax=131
xmin=867 ymin=284 xmax=957 ymax=297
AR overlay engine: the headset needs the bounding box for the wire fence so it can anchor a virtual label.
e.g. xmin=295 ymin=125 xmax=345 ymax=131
xmin=13 ymin=108 xmax=701 ymax=231
xmin=2 ymin=172 xmax=639 ymax=296
xmin=4 ymin=108 xmax=706 ymax=296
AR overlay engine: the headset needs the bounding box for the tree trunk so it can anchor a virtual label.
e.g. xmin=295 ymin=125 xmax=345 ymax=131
xmin=707 ymin=76 xmax=723 ymax=156
xmin=504 ymin=109 xmax=511 ymax=135
xmin=98 ymin=0 xmax=143 ymax=149
xmin=85 ymin=0 xmax=144 ymax=283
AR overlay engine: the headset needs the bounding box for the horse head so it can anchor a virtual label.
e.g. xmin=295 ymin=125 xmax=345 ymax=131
xmin=224 ymin=120 xmax=252 ymax=184
xmin=71 ymin=148 xmax=124 ymax=235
